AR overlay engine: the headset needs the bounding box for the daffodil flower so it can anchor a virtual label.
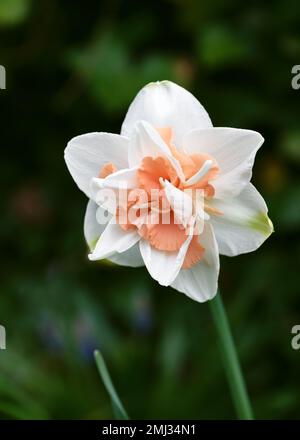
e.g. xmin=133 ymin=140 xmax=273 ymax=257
xmin=65 ymin=81 xmax=273 ymax=303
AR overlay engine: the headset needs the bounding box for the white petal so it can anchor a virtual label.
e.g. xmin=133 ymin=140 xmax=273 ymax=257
xmin=129 ymin=121 xmax=185 ymax=181
xmin=90 ymin=179 xmax=117 ymax=214
xmin=171 ymin=223 xmax=219 ymax=303
xmin=90 ymin=168 xmax=140 ymax=220
xmin=184 ymin=127 xmax=264 ymax=198
xmin=209 ymin=183 xmax=274 ymax=256
xmin=121 ymin=81 xmax=212 ymax=147
xmin=162 ymin=179 xmax=193 ymax=227
xmin=100 ymin=167 xmax=139 ymax=190
xmin=89 ymin=218 xmax=140 ymax=261
xmin=84 ymin=199 xmax=111 ymax=250
xmin=184 ymin=159 xmax=213 ymax=186
xmin=108 ymin=243 xmax=144 ymax=268
xmin=65 ymin=132 xmax=129 ymax=198
xmin=139 ymin=231 xmax=193 ymax=286
xmin=84 ymin=201 xmax=143 ymax=267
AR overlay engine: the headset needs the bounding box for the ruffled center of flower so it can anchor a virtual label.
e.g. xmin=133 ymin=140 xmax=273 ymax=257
xmin=99 ymin=127 xmax=220 ymax=269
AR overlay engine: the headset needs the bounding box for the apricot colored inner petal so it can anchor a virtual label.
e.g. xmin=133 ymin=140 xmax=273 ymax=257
xmin=138 ymin=212 xmax=187 ymax=252
xmin=137 ymin=156 xmax=178 ymax=192
xmin=182 ymin=234 xmax=205 ymax=269
xmin=99 ymin=162 xmax=117 ymax=178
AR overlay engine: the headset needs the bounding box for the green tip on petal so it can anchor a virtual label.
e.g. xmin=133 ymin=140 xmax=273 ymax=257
xmin=99 ymin=259 xmax=117 ymax=267
xmin=247 ymin=211 xmax=274 ymax=236
xmin=87 ymin=238 xmax=117 ymax=267
xmin=88 ymin=237 xmax=99 ymax=251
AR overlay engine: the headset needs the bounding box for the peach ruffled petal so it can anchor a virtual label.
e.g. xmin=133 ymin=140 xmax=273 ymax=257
xmin=204 ymin=184 xmax=215 ymax=198
xmin=182 ymin=234 xmax=205 ymax=269
xmin=137 ymin=156 xmax=178 ymax=192
xmin=116 ymin=188 xmax=150 ymax=231
xmin=110 ymin=127 xmax=219 ymax=269
xmin=172 ymin=148 xmax=196 ymax=180
xmin=99 ymin=162 xmax=117 ymax=178
xmin=156 ymin=126 xmax=197 ymax=180
xmin=138 ymin=212 xmax=187 ymax=252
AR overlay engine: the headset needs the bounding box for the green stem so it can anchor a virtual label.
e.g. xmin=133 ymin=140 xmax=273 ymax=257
xmin=209 ymin=292 xmax=254 ymax=420
xmin=94 ymin=350 xmax=129 ymax=420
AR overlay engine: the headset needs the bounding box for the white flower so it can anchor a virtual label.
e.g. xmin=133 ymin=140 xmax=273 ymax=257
xmin=64 ymin=81 xmax=273 ymax=303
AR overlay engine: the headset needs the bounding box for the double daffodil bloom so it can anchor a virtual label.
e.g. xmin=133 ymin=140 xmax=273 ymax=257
xmin=65 ymin=81 xmax=273 ymax=302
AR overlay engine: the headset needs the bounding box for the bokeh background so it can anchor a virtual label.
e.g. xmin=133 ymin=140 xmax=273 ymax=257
xmin=1 ymin=0 xmax=300 ymax=419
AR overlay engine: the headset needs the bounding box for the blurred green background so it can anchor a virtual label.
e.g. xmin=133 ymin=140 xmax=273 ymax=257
xmin=1 ymin=0 xmax=300 ymax=420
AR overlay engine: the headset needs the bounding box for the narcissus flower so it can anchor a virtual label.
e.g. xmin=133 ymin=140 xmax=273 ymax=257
xmin=65 ymin=81 xmax=273 ymax=302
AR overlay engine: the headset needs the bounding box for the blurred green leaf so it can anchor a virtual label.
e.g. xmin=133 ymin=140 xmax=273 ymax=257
xmin=0 ymin=0 xmax=31 ymax=26
xmin=280 ymin=131 xmax=300 ymax=163
xmin=197 ymin=25 xmax=251 ymax=69
xmin=275 ymin=184 xmax=300 ymax=230
xmin=69 ymin=32 xmax=178 ymax=112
